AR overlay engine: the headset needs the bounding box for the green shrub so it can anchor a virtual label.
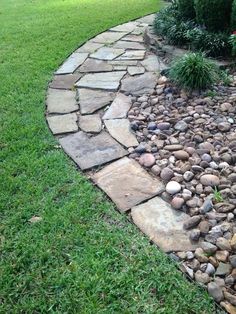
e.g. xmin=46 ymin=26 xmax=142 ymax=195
xmin=154 ymin=4 xmax=189 ymax=46
xmin=169 ymin=53 xmax=220 ymax=90
xmin=229 ymin=33 xmax=236 ymax=55
xmin=154 ymin=6 xmax=231 ymax=57
xmin=194 ymin=0 xmax=232 ymax=32
xmin=231 ymin=0 xmax=236 ymax=30
xmin=177 ymin=0 xmax=195 ymax=20
xmin=185 ymin=28 xmax=231 ymax=57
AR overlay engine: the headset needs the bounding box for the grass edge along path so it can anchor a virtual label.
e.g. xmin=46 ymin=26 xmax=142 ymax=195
xmin=0 ymin=0 xmax=215 ymax=313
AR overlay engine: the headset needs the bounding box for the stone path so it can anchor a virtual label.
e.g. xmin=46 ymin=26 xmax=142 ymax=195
xmin=46 ymin=13 xmax=196 ymax=253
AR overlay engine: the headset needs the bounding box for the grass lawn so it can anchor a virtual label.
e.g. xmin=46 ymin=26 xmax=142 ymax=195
xmin=0 ymin=0 xmax=215 ymax=312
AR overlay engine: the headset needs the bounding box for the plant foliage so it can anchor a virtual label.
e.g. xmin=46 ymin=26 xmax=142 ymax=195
xmin=194 ymin=0 xmax=232 ymax=32
xmin=177 ymin=0 xmax=195 ymax=20
xmin=231 ymin=0 xmax=236 ymax=30
xmin=169 ymin=53 xmax=220 ymax=90
xmin=185 ymin=28 xmax=231 ymax=57
xmin=154 ymin=2 xmax=232 ymax=57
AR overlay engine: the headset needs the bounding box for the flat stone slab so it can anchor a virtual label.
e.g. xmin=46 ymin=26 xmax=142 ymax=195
xmin=109 ymin=60 xmax=138 ymax=67
xmin=131 ymin=197 xmax=197 ymax=252
xmin=120 ymin=72 xmax=158 ymax=96
xmin=56 ymin=52 xmax=88 ymax=74
xmin=113 ymin=65 xmax=127 ymax=71
xmin=78 ymin=89 xmax=115 ymax=114
xmin=49 ymin=74 xmax=82 ymax=90
xmin=79 ymin=114 xmax=102 ymax=133
xmin=47 ymin=113 xmax=78 ymax=135
xmin=92 ymin=31 xmax=127 ymax=44
xmin=121 ymin=35 xmax=144 ymax=43
xmin=113 ymin=41 xmax=145 ymax=50
xmin=93 ymin=157 xmax=164 ymax=212
xmin=75 ymin=71 xmax=126 ymax=91
xmin=59 ymin=131 xmax=127 ymax=170
xmin=141 ymin=55 xmax=167 ymax=72
xmin=46 ymin=89 xmax=78 ymax=114
xmin=110 ymin=22 xmax=138 ymax=33
xmin=79 ymin=58 xmax=113 ymax=73
xmin=132 ymin=26 xmax=145 ymax=35
xmin=136 ymin=14 xmax=155 ymax=25
xmin=104 ymin=119 xmax=138 ymax=148
xmin=103 ymin=93 xmax=132 ymax=120
xmin=116 ymin=50 xmax=146 ymax=61
xmin=128 ymin=66 xmax=145 ymax=76
xmin=90 ymin=47 xmax=125 ymax=61
xmin=76 ymin=42 xmax=104 ymax=53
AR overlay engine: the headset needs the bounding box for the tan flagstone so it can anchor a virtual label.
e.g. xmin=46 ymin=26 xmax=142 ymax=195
xmin=92 ymin=157 xmax=164 ymax=211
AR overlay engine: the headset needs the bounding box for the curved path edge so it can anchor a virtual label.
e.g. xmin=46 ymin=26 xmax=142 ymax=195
xmin=45 ymin=13 xmax=197 ymax=254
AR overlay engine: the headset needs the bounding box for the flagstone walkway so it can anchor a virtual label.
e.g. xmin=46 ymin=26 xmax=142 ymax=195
xmin=46 ymin=14 xmax=196 ymax=253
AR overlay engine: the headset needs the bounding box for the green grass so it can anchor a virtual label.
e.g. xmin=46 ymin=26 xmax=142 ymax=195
xmin=0 ymin=0 xmax=215 ymax=312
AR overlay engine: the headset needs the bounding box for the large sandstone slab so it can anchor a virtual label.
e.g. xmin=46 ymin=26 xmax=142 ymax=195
xmin=76 ymin=42 xmax=104 ymax=53
xmin=116 ymin=50 xmax=146 ymax=61
xmin=49 ymin=74 xmax=82 ymax=90
xmin=132 ymin=26 xmax=145 ymax=35
xmin=120 ymin=72 xmax=158 ymax=96
xmin=92 ymin=31 xmax=127 ymax=44
xmin=47 ymin=113 xmax=78 ymax=135
xmin=127 ymin=66 xmax=145 ymax=76
xmin=113 ymin=41 xmax=145 ymax=50
xmin=136 ymin=14 xmax=155 ymax=25
xmin=108 ymin=60 xmax=138 ymax=67
xmin=79 ymin=114 xmax=102 ymax=133
xmin=104 ymin=119 xmax=138 ymax=148
xmin=110 ymin=22 xmax=138 ymax=33
xmin=46 ymin=89 xmax=78 ymax=114
xmin=131 ymin=197 xmax=197 ymax=252
xmin=141 ymin=55 xmax=167 ymax=72
xmin=59 ymin=131 xmax=127 ymax=170
xmin=121 ymin=34 xmax=144 ymax=43
xmin=56 ymin=52 xmax=88 ymax=74
xmin=93 ymin=157 xmax=164 ymax=212
xmin=103 ymin=93 xmax=132 ymax=120
xmin=78 ymin=89 xmax=115 ymax=114
xmin=79 ymin=58 xmax=113 ymax=73
xmin=90 ymin=47 xmax=125 ymax=61
xmin=75 ymin=71 xmax=126 ymax=91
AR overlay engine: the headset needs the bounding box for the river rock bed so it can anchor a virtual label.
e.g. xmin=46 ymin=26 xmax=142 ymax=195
xmin=127 ymin=76 xmax=236 ymax=312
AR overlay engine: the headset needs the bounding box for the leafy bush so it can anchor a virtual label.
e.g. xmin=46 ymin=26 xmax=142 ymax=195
xmin=154 ymin=5 xmax=231 ymax=57
xmin=194 ymin=0 xmax=232 ymax=32
xmin=154 ymin=4 xmax=190 ymax=46
xmin=177 ymin=0 xmax=195 ymax=20
xmin=169 ymin=53 xmax=220 ymax=90
xmin=229 ymin=33 xmax=236 ymax=55
xmin=231 ymin=0 xmax=236 ymax=30
xmin=185 ymin=28 xmax=231 ymax=57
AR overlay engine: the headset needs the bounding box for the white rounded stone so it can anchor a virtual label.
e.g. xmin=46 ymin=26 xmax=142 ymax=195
xmin=166 ymin=181 xmax=181 ymax=195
